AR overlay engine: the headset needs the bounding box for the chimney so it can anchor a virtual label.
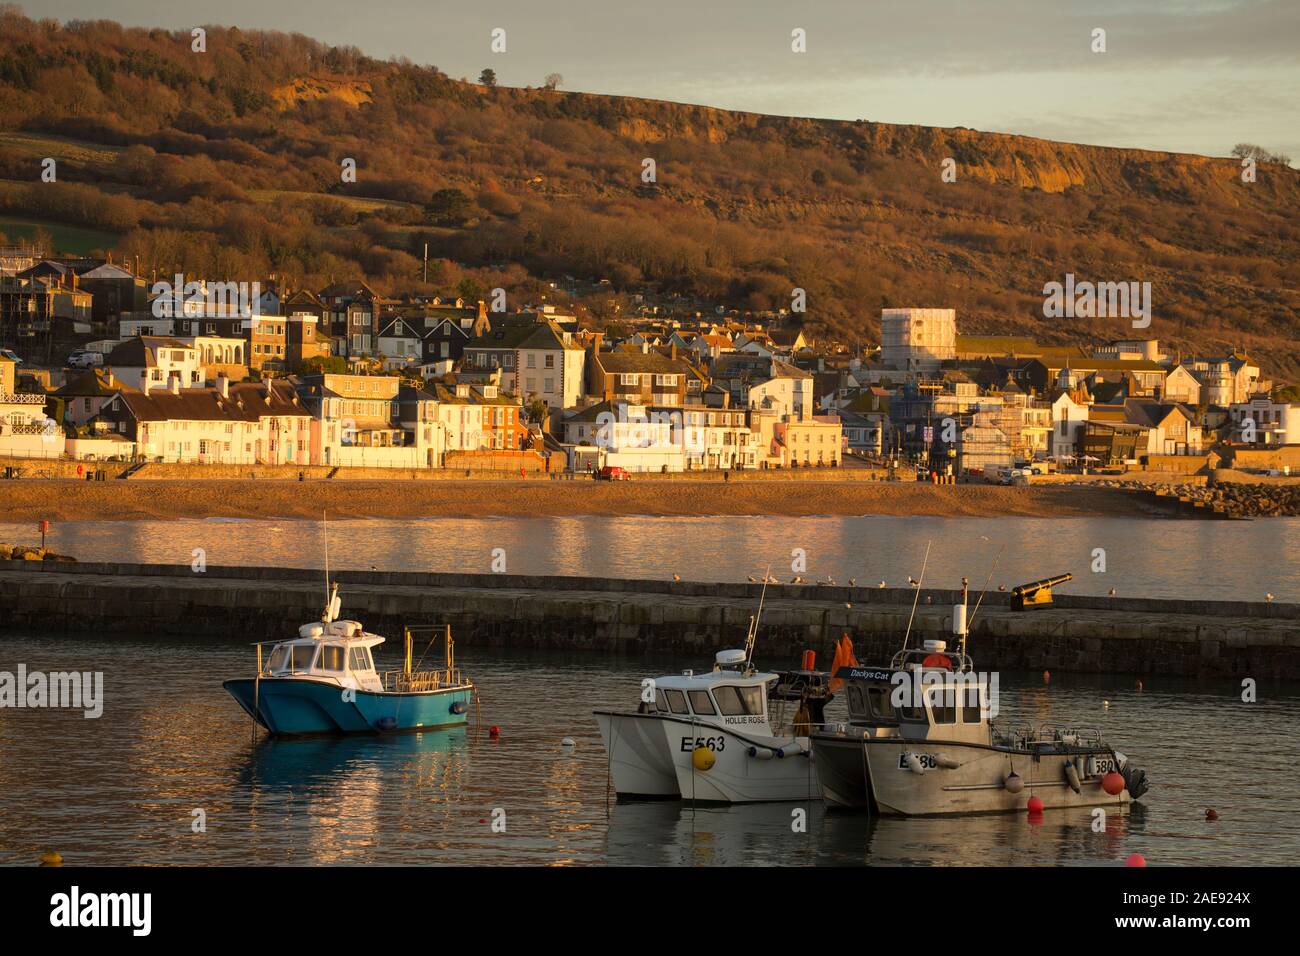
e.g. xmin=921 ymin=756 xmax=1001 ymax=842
xmin=263 ymin=375 xmax=274 ymax=403
xmin=104 ymin=365 xmax=114 ymax=387
xmin=216 ymin=373 xmax=229 ymax=399
xmin=140 ymin=370 xmax=151 ymax=395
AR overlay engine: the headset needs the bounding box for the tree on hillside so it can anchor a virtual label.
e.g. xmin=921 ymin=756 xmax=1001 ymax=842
xmin=426 ymin=187 xmax=473 ymax=226
xmin=1232 ymin=143 xmax=1293 ymax=167
xmin=479 ymin=68 xmax=497 ymax=88
xmin=543 ymin=73 xmax=562 ymax=91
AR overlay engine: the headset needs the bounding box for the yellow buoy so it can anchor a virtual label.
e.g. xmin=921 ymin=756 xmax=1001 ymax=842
xmin=692 ymin=746 xmax=716 ymax=771
xmin=40 ymin=851 xmax=63 ymax=867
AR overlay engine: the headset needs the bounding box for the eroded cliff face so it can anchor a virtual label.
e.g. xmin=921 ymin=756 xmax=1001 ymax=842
xmin=543 ymin=89 xmax=1289 ymax=201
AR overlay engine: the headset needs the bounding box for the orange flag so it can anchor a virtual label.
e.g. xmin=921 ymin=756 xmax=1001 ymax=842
xmin=828 ymin=634 xmax=859 ymax=692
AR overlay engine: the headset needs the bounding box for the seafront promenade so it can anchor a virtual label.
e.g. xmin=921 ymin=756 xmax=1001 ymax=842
xmin=2 ymin=560 xmax=1296 ymax=678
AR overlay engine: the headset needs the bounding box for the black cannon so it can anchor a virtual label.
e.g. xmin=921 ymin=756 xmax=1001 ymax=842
xmin=1010 ymin=572 xmax=1073 ymax=611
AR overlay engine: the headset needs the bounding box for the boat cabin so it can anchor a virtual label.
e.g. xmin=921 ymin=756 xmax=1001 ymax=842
xmin=261 ymin=619 xmax=385 ymax=693
xmin=643 ymin=650 xmax=776 ymax=731
xmin=838 ymin=641 xmax=991 ymax=744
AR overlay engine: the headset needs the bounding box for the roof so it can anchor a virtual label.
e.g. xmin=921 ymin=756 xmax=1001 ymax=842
xmin=52 ymin=369 xmax=125 ymax=398
xmin=106 ymin=336 xmax=196 ymax=368
xmin=593 ymin=350 xmax=693 ymax=375
xmin=111 ymin=380 xmax=310 ymax=423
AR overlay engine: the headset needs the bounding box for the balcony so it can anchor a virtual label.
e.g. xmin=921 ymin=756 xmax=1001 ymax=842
xmin=0 ymin=392 xmax=47 ymax=405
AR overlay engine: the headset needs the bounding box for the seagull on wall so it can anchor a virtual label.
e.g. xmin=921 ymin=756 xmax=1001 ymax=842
xmin=672 ymin=574 xmax=681 ymax=582
xmin=878 ymin=581 xmax=887 ymax=588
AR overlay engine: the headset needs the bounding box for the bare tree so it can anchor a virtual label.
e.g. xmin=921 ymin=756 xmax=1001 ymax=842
xmin=543 ymin=73 xmax=562 ymax=91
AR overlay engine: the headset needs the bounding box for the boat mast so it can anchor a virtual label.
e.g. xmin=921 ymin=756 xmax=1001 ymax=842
xmin=900 ymin=539 xmax=932 ymax=653
xmin=744 ymin=564 xmax=771 ymax=666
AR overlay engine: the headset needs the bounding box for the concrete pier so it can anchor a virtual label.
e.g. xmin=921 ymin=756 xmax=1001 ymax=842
xmin=1 ymin=560 xmax=1298 ymax=677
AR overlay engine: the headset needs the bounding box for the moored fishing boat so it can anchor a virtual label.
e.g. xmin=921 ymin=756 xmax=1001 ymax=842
xmin=224 ymin=582 xmax=474 ymax=736
xmin=811 ymin=580 xmax=1151 ymax=816
xmin=594 ymin=577 xmax=840 ymax=803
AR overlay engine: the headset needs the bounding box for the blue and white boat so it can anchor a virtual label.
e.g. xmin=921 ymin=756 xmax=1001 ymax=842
xmin=224 ymin=583 xmax=474 ymax=736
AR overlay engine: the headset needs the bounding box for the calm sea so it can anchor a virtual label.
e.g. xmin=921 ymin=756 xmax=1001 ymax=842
xmin=1 ymin=634 xmax=1295 ymax=866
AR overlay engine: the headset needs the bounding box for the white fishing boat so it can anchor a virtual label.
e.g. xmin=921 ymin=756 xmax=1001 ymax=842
xmin=594 ymin=578 xmax=835 ymax=803
xmin=811 ymin=580 xmax=1151 ymax=816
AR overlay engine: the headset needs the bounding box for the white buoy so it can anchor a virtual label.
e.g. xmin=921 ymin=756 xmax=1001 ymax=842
xmin=560 ymin=737 xmax=575 ymax=751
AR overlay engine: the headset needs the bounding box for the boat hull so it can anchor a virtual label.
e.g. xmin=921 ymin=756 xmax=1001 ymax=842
xmin=861 ymin=738 xmax=1133 ymax=816
xmin=596 ymin=710 xmax=820 ymax=804
xmin=225 ymin=677 xmax=472 ymax=736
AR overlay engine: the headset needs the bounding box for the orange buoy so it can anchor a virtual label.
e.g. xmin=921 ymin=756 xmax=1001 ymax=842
xmin=1027 ymin=795 xmax=1044 ymax=813
xmin=1042 ymin=670 xmax=1051 ymax=685
xmin=802 ymin=650 xmax=816 ymax=671
xmin=1205 ymin=808 xmax=1219 ymax=820
xmin=1102 ymin=771 xmax=1126 ymax=796
xmin=1135 ymin=679 xmax=1144 ymax=691
xmin=922 ymin=653 xmax=953 ymax=670
xmin=1125 ymin=852 xmax=1147 ymax=867
xmin=489 ymin=725 xmax=501 ymax=738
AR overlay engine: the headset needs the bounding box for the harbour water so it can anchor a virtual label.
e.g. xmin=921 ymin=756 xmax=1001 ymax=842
xmin=1 ymin=632 xmax=1296 ymax=866
xmin=3 ymin=513 xmax=1300 ymax=600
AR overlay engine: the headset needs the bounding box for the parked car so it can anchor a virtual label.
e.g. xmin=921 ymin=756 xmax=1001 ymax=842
xmin=597 ymin=465 xmax=630 ymax=481
xmin=67 ymin=350 xmax=103 ymax=369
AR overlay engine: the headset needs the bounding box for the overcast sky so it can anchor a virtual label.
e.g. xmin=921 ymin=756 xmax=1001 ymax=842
xmin=28 ymin=0 xmax=1300 ymax=160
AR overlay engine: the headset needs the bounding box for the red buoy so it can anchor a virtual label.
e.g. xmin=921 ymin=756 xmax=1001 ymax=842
xmin=1027 ymin=795 xmax=1044 ymax=813
xmin=922 ymin=654 xmax=953 ymax=670
xmin=1205 ymin=808 xmax=1219 ymax=820
xmin=802 ymin=650 xmax=816 ymax=671
xmin=1125 ymin=852 xmax=1147 ymax=867
xmin=489 ymin=725 xmax=501 ymax=738
xmin=1102 ymin=771 xmax=1126 ymax=796
xmin=1042 ymin=670 xmax=1051 ymax=685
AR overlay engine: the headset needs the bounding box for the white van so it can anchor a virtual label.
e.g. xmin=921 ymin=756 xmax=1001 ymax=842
xmin=67 ymin=350 xmax=104 ymax=369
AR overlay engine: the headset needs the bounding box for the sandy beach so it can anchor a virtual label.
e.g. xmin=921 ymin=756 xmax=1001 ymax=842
xmin=0 ymin=478 xmax=1152 ymax=522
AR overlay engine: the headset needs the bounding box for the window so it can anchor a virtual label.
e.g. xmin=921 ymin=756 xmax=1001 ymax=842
xmin=544 ymin=354 xmax=554 ymax=368
xmin=662 ymin=689 xmax=689 ymax=715
xmin=688 ymin=690 xmax=716 ymax=715
xmin=714 ymin=685 xmax=764 ymax=716
xmin=266 ymin=646 xmax=289 ymax=673
xmin=961 ymin=686 xmax=982 ymax=724
xmin=319 ymin=645 xmax=345 ymax=671
xmin=289 ymin=644 xmax=317 ymax=671
xmin=929 ymin=688 xmax=957 ymax=725
xmin=349 ymin=647 xmax=373 ymax=672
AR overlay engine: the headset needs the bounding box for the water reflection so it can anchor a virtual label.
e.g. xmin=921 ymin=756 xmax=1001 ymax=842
xmin=6 ymin=514 xmax=1299 ymax=601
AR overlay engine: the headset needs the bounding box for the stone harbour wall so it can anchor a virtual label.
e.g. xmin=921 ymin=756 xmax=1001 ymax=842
xmin=1 ymin=560 xmax=1297 ymax=678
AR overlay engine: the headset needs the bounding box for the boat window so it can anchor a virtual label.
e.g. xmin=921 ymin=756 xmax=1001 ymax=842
xmin=961 ymin=686 xmax=983 ymax=723
xmin=349 ymin=647 xmax=373 ymax=672
xmin=738 ymin=685 xmax=765 ymax=716
xmin=653 ymin=692 xmax=668 ymax=713
xmin=846 ymin=684 xmax=867 ymax=718
xmin=688 ymin=690 xmax=716 ymax=715
xmin=929 ymin=688 xmax=957 ymax=725
xmin=319 ymin=645 xmax=346 ymax=671
xmin=867 ymin=687 xmax=897 ymax=721
xmin=713 ymin=686 xmax=744 ymax=715
xmin=266 ymin=646 xmax=289 ymax=673
xmin=662 ymin=689 xmax=689 ymax=715
xmin=289 ymin=644 xmax=317 ymax=672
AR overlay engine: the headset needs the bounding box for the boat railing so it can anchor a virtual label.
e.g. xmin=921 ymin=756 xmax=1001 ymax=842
xmin=381 ymin=667 xmax=466 ymax=693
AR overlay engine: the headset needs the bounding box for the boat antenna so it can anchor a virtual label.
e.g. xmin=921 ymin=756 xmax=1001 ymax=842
xmin=900 ymin=540 xmax=932 ymax=652
xmin=967 ymin=542 xmax=1005 ymax=631
xmin=321 ymin=508 xmax=334 ymax=623
xmin=744 ymin=564 xmax=771 ymax=666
